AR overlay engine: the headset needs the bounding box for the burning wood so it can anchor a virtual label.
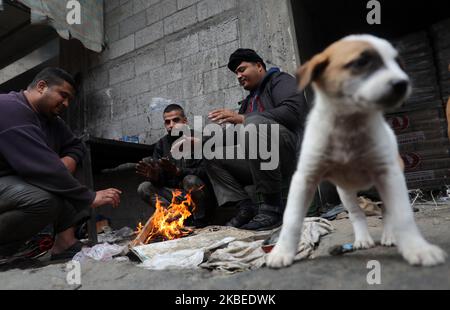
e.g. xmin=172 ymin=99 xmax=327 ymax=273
xmin=131 ymin=190 xmax=195 ymax=247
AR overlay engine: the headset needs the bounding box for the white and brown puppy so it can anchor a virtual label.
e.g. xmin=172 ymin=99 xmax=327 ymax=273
xmin=267 ymin=35 xmax=447 ymax=268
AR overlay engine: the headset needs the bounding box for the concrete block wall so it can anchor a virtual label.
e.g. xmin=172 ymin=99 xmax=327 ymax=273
xmin=83 ymin=0 xmax=299 ymax=145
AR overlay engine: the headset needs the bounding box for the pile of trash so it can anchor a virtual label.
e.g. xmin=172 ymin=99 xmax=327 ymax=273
xmin=131 ymin=218 xmax=333 ymax=273
xmin=320 ymin=196 xmax=383 ymax=221
xmin=71 ymin=218 xmax=334 ymax=274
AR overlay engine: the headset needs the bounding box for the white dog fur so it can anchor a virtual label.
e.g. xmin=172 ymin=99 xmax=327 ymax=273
xmin=266 ymin=35 xmax=447 ymax=268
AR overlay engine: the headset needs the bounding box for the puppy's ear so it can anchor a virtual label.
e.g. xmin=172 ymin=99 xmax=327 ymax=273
xmin=297 ymin=53 xmax=329 ymax=91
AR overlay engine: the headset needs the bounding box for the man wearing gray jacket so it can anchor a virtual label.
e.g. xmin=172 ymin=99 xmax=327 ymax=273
xmin=207 ymin=49 xmax=309 ymax=231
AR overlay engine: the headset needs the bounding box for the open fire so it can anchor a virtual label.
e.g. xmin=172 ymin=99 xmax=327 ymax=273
xmin=131 ymin=190 xmax=195 ymax=247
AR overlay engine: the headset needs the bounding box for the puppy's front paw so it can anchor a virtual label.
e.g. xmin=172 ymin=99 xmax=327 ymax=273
xmin=354 ymin=236 xmax=375 ymax=250
xmin=381 ymin=231 xmax=396 ymax=247
xmin=402 ymin=243 xmax=447 ymax=267
xmin=266 ymin=245 xmax=296 ymax=269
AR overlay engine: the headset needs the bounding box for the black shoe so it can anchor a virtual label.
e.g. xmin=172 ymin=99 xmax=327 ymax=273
xmin=226 ymin=207 xmax=256 ymax=228
xmin=240 ymin=213 xmax=282 ymax=231
xmin=50 ymin=241 xmax=84 ymax=261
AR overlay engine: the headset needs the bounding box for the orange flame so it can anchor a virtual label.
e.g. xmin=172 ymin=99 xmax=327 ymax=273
xmin=136 ymin=190 xmax=195 ymax=245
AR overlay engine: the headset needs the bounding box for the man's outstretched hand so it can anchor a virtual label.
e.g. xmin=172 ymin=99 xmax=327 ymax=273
xmin=158 ymin=158 xmax=180 ymax=177
xmin=136 ymin=160 xmax=161 ymax=182
xmin=208 ymin=109 xmax=244 ymax=125
xmin=91 ymin=188 xmax=122 ymax=208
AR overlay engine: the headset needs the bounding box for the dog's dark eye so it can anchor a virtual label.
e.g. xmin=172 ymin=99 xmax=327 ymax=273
xmin=346 ymin=52 xmax=372 ymax=70
xmin=395 ymin=56 xmax=405 ymax=70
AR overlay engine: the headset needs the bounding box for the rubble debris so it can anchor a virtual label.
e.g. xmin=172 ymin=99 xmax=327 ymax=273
xmin=132 ymin=218 xmax=333 ymax=273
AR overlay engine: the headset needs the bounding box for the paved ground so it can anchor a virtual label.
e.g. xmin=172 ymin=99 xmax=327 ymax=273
xmin=0 ymin=202 xmax=449 ymax=290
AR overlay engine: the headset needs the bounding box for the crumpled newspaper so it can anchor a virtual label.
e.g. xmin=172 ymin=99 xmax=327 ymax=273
xmin=73 ymin=243 xmax=127 ymax=263
xmin=202 ymin=217 xmax=334 ymax=273
xmin=132 ymin=218 xmax=334 ymax=273
xmin=136 ymin=237 xmax=236 ymax=270
xmin=97 ymin=227 xmax=135 ymax=244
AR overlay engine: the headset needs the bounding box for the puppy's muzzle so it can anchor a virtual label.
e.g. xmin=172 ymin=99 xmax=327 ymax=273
xmin=378 ymin=78 xmax=411 ymax=107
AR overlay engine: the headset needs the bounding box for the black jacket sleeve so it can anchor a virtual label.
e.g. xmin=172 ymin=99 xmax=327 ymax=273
xmin=178 ymin=159 xmax=207 ymax=181
xmin=259 ymin=72 xmax=309 ymax=133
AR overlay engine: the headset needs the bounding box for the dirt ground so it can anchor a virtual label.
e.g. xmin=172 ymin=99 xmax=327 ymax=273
xmin=0 ymin=202 xmax=449 ymax=290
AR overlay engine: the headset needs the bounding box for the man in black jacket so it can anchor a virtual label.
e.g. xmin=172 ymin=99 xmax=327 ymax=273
xmin=136 ymin=104 xmax=213 ymax=227
xmin=207 ymin=49 xmax=309 ymax=231
xmin=0 ymin=68 xmax=121 ymax=260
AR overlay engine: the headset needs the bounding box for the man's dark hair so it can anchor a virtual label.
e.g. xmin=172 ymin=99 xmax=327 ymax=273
xmin=163 ymin=104 xmax=185 ymax=117
xmin=28 ymin=67 xmax=77 ymax=91
xmin=228 ymin=48 xmax=267 ymax=72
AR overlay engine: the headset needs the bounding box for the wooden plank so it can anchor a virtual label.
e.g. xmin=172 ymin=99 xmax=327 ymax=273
xmin=130 ymin=216 xmax=153 ymax=247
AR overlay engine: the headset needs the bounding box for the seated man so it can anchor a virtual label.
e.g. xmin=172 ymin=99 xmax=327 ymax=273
xmin=136 ymin=104 xmax=214 ymax=227
xmin=207 ymin=49 xmax=309 ymax=231
xmin=0 ymin=68 xmax=121 ymax=261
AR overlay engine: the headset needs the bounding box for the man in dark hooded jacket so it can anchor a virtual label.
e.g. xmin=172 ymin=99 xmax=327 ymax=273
xmin=207 ymin=49 xmax=309 ymax=231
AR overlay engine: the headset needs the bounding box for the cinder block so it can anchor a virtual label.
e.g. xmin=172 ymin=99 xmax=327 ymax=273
xmin=165 ymin=34 xmax=199 ymax=63
xmin=162 ymin=61 xmax=183 ymax=85
xmin=146 ymin=4 xmax=163 ymax=25
xmin=218 ymin=40 xmax=239 ymax=67
xmin=135 ymin=21 xmax=164 ymax=49
xmin=148 ymin=61 xmax=182 ymax=89
xmin=109 ymin=34 xmax=135 ymax=59
xmin=105 ymin=0 xmax=134 ymax=28
xmin=106 ymin=24 xmax=120 ymax=43
xmin=177 ymin=0 xmax=201 ymax=10
xmin=197 ymin=0 xmax=236 ymax=22
xmin=218 ymin=66 xmax=238 ymax=89
xmin=133 ymin=0 xmax=159 ymax=15
xmin=105 ymin=0 xmax=120 ymax=13
xmin=223 ymin=86 xmax=245 ymax=109
xmin=181 ymin=49 xmax=219 ymax=77
xmin=84 ymin=67 xmax=109 ymax=93
xmin=135 ymin=46 xmax=165 ymax=76
xmin=119 ymin=11 xmax=147 ymax=39
xmin=166 ymin=79 xmax=184 ymax=101
xmin=216 ymin=18 xmax=238 ymax=45
xmin=114 ymin=73 xmax=151 ymax=100
xmin=113 ymin=96 xmax=138 ymax=121
xmin=203 ymin=69 xmax=219 ymax=94
xmin=182 ymin=73 xmax=203 ymax=99
xmin=198 ymin=18 xmax=238 ymax=52
xmin=109 ymin=60 xmax=135 ymax=85
xmin=163 ymin=5 xmax=198 ymax=35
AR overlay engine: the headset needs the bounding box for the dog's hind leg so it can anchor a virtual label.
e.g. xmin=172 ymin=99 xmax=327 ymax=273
xmin=266 ymin=171 xmax=318 ymax=268
xmin=375 ymin=169 xmax=447 ymax=266
xmin=337 ymin=187 xmax=375 ymax=249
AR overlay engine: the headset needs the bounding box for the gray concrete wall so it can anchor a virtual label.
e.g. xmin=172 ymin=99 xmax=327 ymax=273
xmin=83 ymin=0 xmax=299 ymax=145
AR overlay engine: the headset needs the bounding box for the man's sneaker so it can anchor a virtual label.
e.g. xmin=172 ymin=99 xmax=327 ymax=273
xmin=225 ymin=200 xmax=258 ymax=228
xmin=226 ymin=207 xmax=257 ymax=228
xmin=240 ymin=212 xmax=282 ymax=231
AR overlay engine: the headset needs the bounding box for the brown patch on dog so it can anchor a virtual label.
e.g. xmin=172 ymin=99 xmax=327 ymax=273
xmin=297 ymin=40 xmax=378 ymax=96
